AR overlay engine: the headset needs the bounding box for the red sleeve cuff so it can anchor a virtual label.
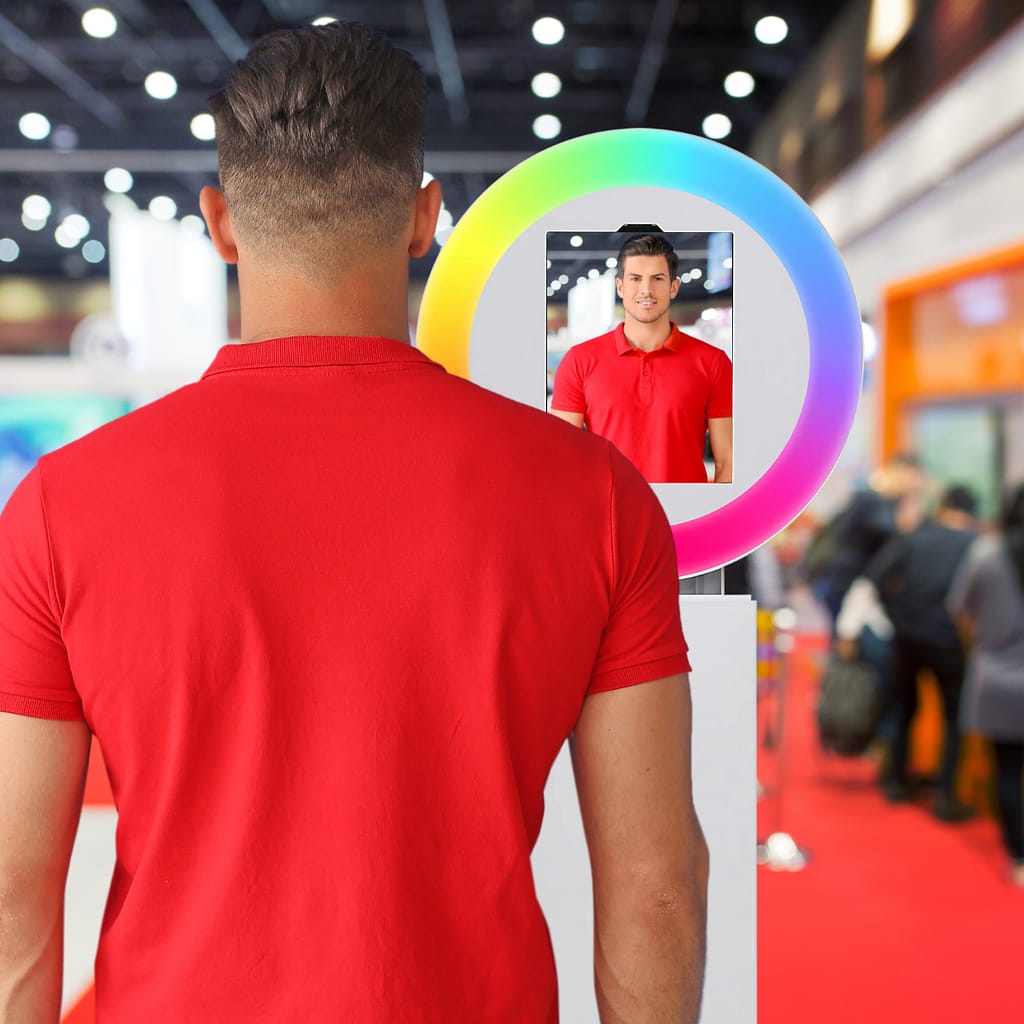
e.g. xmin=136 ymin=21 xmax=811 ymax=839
xmin=0 ymin=691 xmax=86 ymax=722
xmin=587 ymin=651 xmax=691 ymax=695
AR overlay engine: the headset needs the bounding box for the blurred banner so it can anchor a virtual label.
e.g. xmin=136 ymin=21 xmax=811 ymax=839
xmin=108 ymin=199 xmax=226 ymax=372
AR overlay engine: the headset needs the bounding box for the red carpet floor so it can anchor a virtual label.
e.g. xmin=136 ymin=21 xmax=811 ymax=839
xmin=757 ymin=634 xmax=1023 ymax=1024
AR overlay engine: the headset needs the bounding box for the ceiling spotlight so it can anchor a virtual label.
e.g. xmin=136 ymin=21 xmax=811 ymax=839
xmin=532 ymin=17 xmax=565 ymax=45
xmin=702 ymin=113 xmax=732 ymax=140
xmin=148 ymin=195 xmax=178 ymax=221
xmin=22 ymin=212 xmax=47 ymax=231
xmin=61 ymin=214 xmax=90 ymax=240
xmin=532 ymin=113 xmax=562 ymax=140
xmin=577 ymin=277 xmax=586 ymax=286
xmin=569 ymin=235 xmax=583 ymax=248
xmin=558 ymin=273 xmax=569 ymax=283
xmin=51 ymin=124 xmax=79 ymax=151
xmin=55 ymin=224 xmax=80 ymax=249
xmin=690 ymin=267 xmax=703 ymax=279
xmin=144 ymin=71 xmax=178 ymax=100
xmin=724 ymin=70 xmax=755 ymax=98
xmin=704 ymin=280 xmax=715 ymax=289
xmin=18 ymin=112 xmax=51 ymax=140
xmin=181 ymin=215 xmax=207 ymax=235
xmin=82 ymin=240 xmax=106 ymax=264
xmin=724 ymin=256 xmax=733 ymax=269
xmin=22 ymin=194 xmax=51 ymax=220
xmin=0 ymin=238 xmax=20 ymax=263
xmin=190 ymin=113 xmax=216 ymax=141
xmin=531 ymin=72 xmax=562 ymax=98
xmin=104 ymin=167 xmax=133 ymax=193
xmin=701 ymin=309 xmax=716 ymax=320
xmin=755 ymin=15 xmax=789 ymax=45
xmin=312 ymin=15 xmax=337 ymax=25
xmin=587 ymin=268 xmax=600 ymax=279
xmin=606 ymin=257 xmax=617 ymax=268
xmin=681 ymin=272 xmax=691 ymax=283
xmin=550 ymin=280 xmax=562 ymax=290
xmin=82 ymin=7 xmax=118 ymax=39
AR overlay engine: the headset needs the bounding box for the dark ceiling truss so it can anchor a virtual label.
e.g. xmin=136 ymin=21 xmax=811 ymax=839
xmin=624 ymin=0 xmax=679 ymax=125
xmin=0 ymin=0 xmax=845 ymax=281
xmin=0 ymin=12 xmax=126 ymax=129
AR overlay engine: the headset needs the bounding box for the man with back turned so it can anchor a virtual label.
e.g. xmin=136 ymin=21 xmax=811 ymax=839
xmin=0 ymin=22 xmax=707 ymax=1023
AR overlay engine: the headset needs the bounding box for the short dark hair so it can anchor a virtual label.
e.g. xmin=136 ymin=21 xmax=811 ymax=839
xmin=939 ymin=483 xmax=978 ymax=516
xmin=209 ymin=22 xmax=426 ymax=279
xmin=615 ymin=234 xmax=679 ymax=280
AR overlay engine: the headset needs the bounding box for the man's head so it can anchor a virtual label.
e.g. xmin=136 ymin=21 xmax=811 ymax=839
xmin=871 ymin=452 xmax=924 ymax=500
xmin=204 ymin=22 xmax=436 ymax=283
xmin=615 ymin=234 xmax=680 ymax=328
xmin=938 ymin=484 xmax=978 ymax=518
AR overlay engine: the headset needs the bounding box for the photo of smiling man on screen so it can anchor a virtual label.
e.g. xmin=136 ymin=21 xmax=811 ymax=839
xmin=550 ymin=232 xmax=733 ymax=484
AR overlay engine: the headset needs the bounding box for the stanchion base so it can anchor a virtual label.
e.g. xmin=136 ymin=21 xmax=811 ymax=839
xmin=757 ymin=831 xmax=811 ymax=871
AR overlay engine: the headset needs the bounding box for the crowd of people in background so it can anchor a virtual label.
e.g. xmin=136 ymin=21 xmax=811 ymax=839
xmin=798 ymin=459 xmax=1024 ymax=886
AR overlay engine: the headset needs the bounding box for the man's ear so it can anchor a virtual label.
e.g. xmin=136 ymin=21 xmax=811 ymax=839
xmin=669 ymin=277 xmax=681 ymax=299
xmin=199 ymin=186 xmax=239 ymax=265
xmin=408 ymin=178 xmax=443 ymax=259
xmin=615 ymin=276 xmax=624 ymax=299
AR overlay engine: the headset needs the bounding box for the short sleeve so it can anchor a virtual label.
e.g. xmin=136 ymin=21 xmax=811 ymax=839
xmin=588 ymin=446 xmax=691 ymax=694
xmin=706 ymin=349 xmax=732 ymax=419
xmin=551 ymin=347 xmax=586 ymax=414
xmin=0 ymin=465 xmax=83 ymax=721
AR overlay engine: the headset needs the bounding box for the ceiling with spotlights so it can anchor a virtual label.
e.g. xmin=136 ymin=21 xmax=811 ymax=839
xmin=0 ymin=1 xmax=846 ymax=281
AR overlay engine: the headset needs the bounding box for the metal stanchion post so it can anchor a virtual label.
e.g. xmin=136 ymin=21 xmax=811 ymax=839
xmin=757 ymin=608 xmax=811 ymax=871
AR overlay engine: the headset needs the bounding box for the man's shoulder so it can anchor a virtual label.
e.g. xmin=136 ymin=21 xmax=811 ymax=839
xmin=40 ymin=382 xmax=205 ymax=474
xmin=568 ymin=327 xmax=620 ymax=357
xmin=445 ymin=370 xmax=613 ymax=454
xmin=672 ymin=328 xmax=730 ymax=362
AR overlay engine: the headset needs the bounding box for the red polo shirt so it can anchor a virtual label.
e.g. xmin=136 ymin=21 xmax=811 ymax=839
xmin=0 ymin=335 xmax=689 ymax=1022
xmin=551 ymin=322 xmax=732 ymax=483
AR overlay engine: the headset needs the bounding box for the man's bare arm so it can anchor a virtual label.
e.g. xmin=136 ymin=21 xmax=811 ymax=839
xmin=571 ymin=674 xmax=709 ymax=1024
xmin=708 ymin=417 xmax=732 ymax=483
xmin=550 ymin=409 xmax=585 ymax=428
xmin=0 ymin=712 xmax=90 ymax=1023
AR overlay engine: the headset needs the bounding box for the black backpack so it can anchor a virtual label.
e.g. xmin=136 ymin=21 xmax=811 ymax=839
xmin=816 ymin=656 xmax=882 ymax=756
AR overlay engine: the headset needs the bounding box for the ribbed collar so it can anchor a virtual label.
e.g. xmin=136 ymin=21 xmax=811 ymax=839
xmin=201 ymin=335 xmax=436 ymax=379
xmin=613 ymin=322 xmax=685 ymax=356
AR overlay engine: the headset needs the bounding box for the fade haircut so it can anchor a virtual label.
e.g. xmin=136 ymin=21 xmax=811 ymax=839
xmin=616 ymin=234 xmax=679 ymax=280
xmin=209 ymin=22 xmax=426 ymax=280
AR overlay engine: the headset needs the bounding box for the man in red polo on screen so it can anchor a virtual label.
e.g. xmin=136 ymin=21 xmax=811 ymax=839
xmin=0 ymin=20 xmax=707 ymax=1024
xmin=551 ymin=233 xmax=733 ymax=483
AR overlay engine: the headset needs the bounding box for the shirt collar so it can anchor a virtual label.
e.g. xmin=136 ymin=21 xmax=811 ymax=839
xmin=201 ymin=335 xmax=437 ymax=379
xmin=614 ymin=322 xmax=683 ymax=355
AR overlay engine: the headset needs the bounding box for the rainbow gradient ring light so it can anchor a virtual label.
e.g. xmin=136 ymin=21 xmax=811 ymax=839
xmin=417 ymin=129 xmax=862 ymax=577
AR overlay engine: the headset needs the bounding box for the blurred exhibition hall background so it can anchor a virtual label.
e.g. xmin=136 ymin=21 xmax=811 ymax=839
xmin=3 ymin=1 xmax=1024 ymax=1022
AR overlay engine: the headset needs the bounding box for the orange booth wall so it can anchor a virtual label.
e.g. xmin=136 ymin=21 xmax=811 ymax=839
xmin=879 ymin=242 xmax=1024 ymax=459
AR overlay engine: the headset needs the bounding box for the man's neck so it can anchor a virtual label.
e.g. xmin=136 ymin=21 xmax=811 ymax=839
xmin=236 ymin=259 xmax=412 ymax=345
xmin=622 ymin=317 xmax=674 ymax=353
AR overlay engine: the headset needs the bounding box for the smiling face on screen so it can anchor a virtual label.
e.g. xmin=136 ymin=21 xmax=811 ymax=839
xmin=616 ymin=254 xmax=681 ymax=329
